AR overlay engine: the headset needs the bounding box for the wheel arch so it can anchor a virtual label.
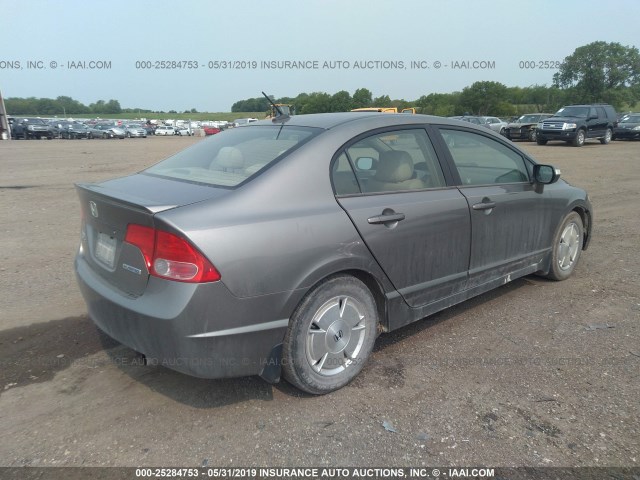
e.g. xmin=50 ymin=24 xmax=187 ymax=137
xmin=285 ymin=267 xmax=390 ymax=333
xmin=571 ymin=204 xmax=592 ymax=250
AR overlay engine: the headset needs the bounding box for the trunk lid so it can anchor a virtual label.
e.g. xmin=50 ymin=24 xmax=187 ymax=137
xmin=76 ymin=173 xmax=230 ymax=296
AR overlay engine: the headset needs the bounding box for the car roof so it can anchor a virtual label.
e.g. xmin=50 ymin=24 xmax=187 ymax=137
xmin=251 ymin=112 xmax=470 ymax=130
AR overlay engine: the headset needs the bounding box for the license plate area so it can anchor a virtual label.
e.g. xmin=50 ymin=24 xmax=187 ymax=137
xmin=95 ymin=232 xmax=117 ymax=268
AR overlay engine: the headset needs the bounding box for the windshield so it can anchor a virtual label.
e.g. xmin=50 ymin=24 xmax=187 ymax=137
xmin=518 ymin=115 xmax=542 ymax=123
xmin=22 ymin=118 xmax=46 ymax=124
xmin=145 ymin=125 xmax=320 ymax=187
xmin=621 ymin=115 xmax=640 ymax=123
xmin=556 ymin=106 xmax=589 ymax=118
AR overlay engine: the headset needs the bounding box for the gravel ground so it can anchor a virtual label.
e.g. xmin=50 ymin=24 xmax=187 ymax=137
xmin=0 ymin=136 xmax=638 ymax=469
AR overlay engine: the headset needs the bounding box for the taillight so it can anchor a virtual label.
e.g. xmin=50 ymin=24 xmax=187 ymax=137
xmin=124 ymin=224 xmax=220 ymax=283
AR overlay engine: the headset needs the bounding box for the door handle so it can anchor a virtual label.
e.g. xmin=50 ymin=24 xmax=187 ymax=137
xmin=472 ymin=201 xmax=496 ymax=211
xmin=367 ymin=213 xmax=406 ymax=224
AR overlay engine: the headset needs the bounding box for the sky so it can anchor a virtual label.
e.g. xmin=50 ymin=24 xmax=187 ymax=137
xmin=2 ymin=0 xmax=639 ymax=112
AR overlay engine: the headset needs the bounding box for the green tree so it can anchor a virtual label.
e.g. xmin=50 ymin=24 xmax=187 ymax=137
xmin=330 ymin=90 xmax=352 ymax=112
xmin=352 ymin=88 xmax=372 ymax=108
xmin=372 ymin=94 xmax=392 ymax=107
xmin=553 ymin=41 xmax=640 ymax=107
xmin=459 ymin=81 xmax=508 ymax=115
xmin=301 ymin=92 xmax=332 ymax=114
xmin=415 ymin=92 xmax=458 ymax=116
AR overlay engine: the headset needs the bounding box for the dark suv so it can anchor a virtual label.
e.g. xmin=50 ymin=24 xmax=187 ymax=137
xmin=10 ymin=117 xmax=54 ymax=140
xmin=535 ymin=104 xmax=618 ymax=147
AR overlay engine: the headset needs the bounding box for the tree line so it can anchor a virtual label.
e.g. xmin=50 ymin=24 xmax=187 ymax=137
xmin=234 ymin=41 xmax=640 ymax=115
xmin=4 ymin=97 xmax=201 ymax=116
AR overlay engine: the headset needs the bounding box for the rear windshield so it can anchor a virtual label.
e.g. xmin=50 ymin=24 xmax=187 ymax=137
xmin=145 ymin=125 xmax=320 ymax=187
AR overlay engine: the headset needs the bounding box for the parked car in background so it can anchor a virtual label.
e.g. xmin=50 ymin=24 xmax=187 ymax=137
xmin=536 ymin=104 xmax=618 ymax=146
xmin=48 ymin=120 xmax=72 ymax=139
xmin=613 ymin=113 xmax=640 ymax=140
xmin=89 ymin=124 xmax=126 ymax=139
xmin=74 ymin=112 xmax=592 ymax=395
xmin=122 ymin=124 xmax=147 ymax=138
xmin=449 ymin=116 xmax=484 ymax=126
xmin=154 ymin=126 xmax=176 ymax=136
xmin=478 ymin=116 xmax=509 ymax=135
xmin=175 ymin=126 xmax=192 ymax=136
xmin=61 ymin=123 xmax=91 ymax=139
xmin=232 ymin=118 xmax=258 ymax=127
xmin=504 ymin=113 xmax=553 ymax=142
xmin=203 ymin=126 xmax=221 ymax=136
xmin=11 ymin=117 xmax=53 ymax=139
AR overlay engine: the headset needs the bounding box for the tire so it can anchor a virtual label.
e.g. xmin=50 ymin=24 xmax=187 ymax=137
xmin=600 ymin=128 xmax=612 ymax=144
xmin=282 ymin=275 xmax=378 ymax=394
xmin=126 ymin=132 xmax=131 ymax=138
xmin=545 ymin=211 xmax=583 ymax=281
xmin=88 ymin=133 xmax=93 ymax=139
xmin=536 ymin=138 xmax=547 ymax=145
xmin=102 ymin=133 xmax=108 ymax=139
xmin=499 ymin=127 xmax=505 ymax=136
xmin=529 ymin=129 xmax=537 ymax=142
xmin=572 ymin=129 xmax=586 ymax=147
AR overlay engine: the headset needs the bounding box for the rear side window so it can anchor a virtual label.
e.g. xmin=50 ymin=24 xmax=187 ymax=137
xmin=145 ymin=125 xmax=320 ymax=187
xmin=440 ymin=129 xmax=529 ymax=185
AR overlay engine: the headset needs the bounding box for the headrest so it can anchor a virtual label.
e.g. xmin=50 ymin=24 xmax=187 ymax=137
xmin=214 ymin=147 xmax=244 ymax=169
xmin=375 ymin=151 xmax=414 ymax=182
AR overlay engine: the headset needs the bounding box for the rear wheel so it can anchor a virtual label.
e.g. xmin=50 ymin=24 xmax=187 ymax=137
xmin=600 ymin=128 xmax=612 ymax=144
xmin=545 ymin=212 xmax=583 ymax=281
xmin=572 ymin=129 xmax=586 ymax=147
xmin=282 ymin=275 xmax=378 ymax=394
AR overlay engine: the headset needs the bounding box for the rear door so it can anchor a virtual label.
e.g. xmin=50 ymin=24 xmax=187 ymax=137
xmin=587 ymin=106 xmax=605 ymax=138
xmin=333 ymin=127 xmax=471 ymax=308
xmin=435 ymin=127 xmax=553 ymax=288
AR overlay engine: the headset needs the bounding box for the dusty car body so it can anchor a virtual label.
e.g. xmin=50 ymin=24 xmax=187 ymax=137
xmin=75 ymin=112 xmax=592 ymax=394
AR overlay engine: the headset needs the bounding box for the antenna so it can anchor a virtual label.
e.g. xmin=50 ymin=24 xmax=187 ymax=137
xmin=261 ymin=91 xmax=287 ymax=120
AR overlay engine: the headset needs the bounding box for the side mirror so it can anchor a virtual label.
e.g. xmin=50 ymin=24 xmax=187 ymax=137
xmin=533 ymin=164 xmax=561 ymax=184
xmin=355 ymin=157 xmax=375 ymax=171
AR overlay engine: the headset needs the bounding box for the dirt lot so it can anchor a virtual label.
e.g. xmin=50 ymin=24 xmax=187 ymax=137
xmin=0 ymin=136 xmax=638 ymax=469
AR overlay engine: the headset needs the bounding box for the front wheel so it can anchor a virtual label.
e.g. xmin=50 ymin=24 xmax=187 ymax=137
xmin=572 ymin=129 xmax=586 ymax=147
xmin=600 ymin=128 xmax=612 ymax=144
xmin=529 ymin=129 xmax=537 ymax=142
xmin=282 ymin=275 xmax=378 ymax=394
xmin=545 ymin=212 xmax=584 ymax=281
xmin=536 ymin=137 xmax=548 ymax=145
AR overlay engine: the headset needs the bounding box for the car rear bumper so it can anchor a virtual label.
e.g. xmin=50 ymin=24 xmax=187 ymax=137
xmin=75 ymin=252 xmax=295 ymax=380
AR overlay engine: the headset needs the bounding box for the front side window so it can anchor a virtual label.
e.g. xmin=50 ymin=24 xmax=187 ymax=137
xmin=440 ymin=129 xmax=529 ymax=185
xmin=340 ymin=129 xmax=446 ymax=194
xmin=146 ymin=125 xmax=320 ymax=187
